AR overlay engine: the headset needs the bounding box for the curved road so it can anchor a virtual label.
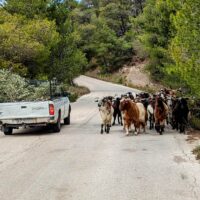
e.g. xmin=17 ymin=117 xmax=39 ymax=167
xmin=0 ymin=75 xmax=199 ymax=200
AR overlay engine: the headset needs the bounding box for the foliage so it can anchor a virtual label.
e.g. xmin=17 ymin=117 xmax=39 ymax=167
xmin=0 ymin=69 xmax=33 ymax=102
xmin=75 ymin=0 xmax=139 ymax=72
xmin=0 ymin=9 xmax=60 ymax=77
xmin=190 ymin=117 xmax=200 ymax=130
xmin=189 ymin=99 xmax=200 ymax=129
xmin=64 ymin=84 xmax=90 ymax=102
xmin=0 ymin=69 xmax=90 ymax=102
xmin=90 ymin=18 xmax=131 ymax=72
xmin=45 ymin=1 xmax=88 ymax=84
xmin=0 ymin=0 xmax=146 ymax=80
xmin=30 ymin=82 xmax=50 ymax=101
xmin=170 ymin=0 xmax=200 ymax=97
xmin=0 ymin=69 xmax=52 ymax=102
xmin=135 ymin=0 xmax=175 ymax=80
xmin=135 ymin=0 xmax=200 ymax=98
xmin=4 ymin=0 xmax=50 ymax=18
xmin=193 ymin=146 xmax=200 ymax=160
xmin=0 ymin=0 xmax=87 ymax=83
xmin=1 ymin=0 xmax=200 ymax=100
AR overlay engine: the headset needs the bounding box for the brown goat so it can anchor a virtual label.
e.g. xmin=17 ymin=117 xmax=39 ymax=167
xmin=120 ymin=99 xmax=140 ymax=135
xmin=154 ymin=96 xmax=169 ymax=135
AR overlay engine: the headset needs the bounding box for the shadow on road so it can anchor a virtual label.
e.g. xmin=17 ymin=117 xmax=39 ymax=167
xmin=7 ymin=127 xmax=57 ymax=137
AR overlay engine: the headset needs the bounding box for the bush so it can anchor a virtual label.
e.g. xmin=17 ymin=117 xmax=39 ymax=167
xmin=193 ymin=146 xmax=200 ymax=160
xmin=0 ymin=69 xmax=33 ymax=102
xmin=0 ymin=69 xmax=51 ymax=102
xmin=0 ymin=69 xmax=90 ymax=103
xmin=190 ymin=117 xmax=200 ymax=130
xmin=69 ymin=93 xmax=78 ymax=102
xmin=67 ymin=85 xmax=90 ymax=102
xmin=30 ymin=82 xmax=50 ymax=101
xmin=189 ymin=104 xmax=200 ymax=130
xmin=187 ymin=97 xmax=200 ymax=130
xmin=146 ymin=60 xmax=165 ymax=81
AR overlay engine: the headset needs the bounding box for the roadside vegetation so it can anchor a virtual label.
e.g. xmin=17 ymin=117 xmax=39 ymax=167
xmin=189 ymin=100 xmax=200 ymax=130
xmin=1 ymin=0 xmax=200 ymax=96
xmin=0 ymin=0 xmax=200 ymax=124
xmin=65 ymin=85 xmax=90 ymax=102
xmin=193 ymin=146 xmax=200 ymax=160
xmin=0 ymin=69 xmax=89 ymax=102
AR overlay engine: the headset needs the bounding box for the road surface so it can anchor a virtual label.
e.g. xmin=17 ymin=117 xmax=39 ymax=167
xmin=0 ymin=75 xmax=200 ymax=200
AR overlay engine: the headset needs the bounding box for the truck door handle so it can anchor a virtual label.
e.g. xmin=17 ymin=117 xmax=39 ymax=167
xmin=21 ymin=106 xmax=27 ymax=109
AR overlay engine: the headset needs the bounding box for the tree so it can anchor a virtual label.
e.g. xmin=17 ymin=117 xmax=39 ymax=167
xmin=134 ymin=0 xmax=177 ymax=80
xmin=49 ymin=30 xmax=87 ymax=84
xmin=79 ymin=17 xmax=132 ymax=72
xmin=170 ymin=0 xmax=200 ymax=96
xmin=0 ymin=9 xmax=60 ymax=77
xmin=99 ymin=0 xmax=145 ymax=36
xmin=73 ymin=0 xmax=137 ymax=72
xmin=46 ymin=1 xmax=88 ymax=84
xmin=1 ymin=0 xmax=87 ymax=83
xmin=4 ymin=0 xmax=50 ymax=18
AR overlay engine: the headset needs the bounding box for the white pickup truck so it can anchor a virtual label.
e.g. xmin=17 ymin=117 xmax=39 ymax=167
xmin=0 ymin=96 xmax=71 ymax=135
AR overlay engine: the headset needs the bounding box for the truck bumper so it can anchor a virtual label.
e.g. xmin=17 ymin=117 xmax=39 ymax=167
xmin=0 ymin=117 xmax=56 ymax=129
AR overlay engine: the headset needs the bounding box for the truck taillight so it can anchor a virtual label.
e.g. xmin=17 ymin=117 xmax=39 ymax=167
xmin=49 ymin=104 xmax=55 ymax=115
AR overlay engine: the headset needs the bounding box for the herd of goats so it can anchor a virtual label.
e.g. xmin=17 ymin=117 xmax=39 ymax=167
xmin=97 ymin=88 xmax=189 ymax=136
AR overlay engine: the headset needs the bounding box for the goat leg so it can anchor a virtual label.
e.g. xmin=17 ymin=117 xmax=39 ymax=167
xmin=101 ymin=124 xmax=104 ymax=134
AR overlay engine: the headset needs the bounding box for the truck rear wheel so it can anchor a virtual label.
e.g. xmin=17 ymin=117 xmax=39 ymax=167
xmin=64 ymin=106 xmax=71 ymax=125
xmin=52 ymin=113 xmax=61 ymax=133
xmin=4 ymin=127 xmax=13 ymax=135
xmin=64 ymin=114 xmax=70 ymax=125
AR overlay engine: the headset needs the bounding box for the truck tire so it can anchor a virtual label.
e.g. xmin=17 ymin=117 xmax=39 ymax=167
xmin=52 ymin=113 xmax=61 ymax=133
xmin=4 ymin=127 xmax=13 ymax=135
xmin=64 ymin=106 xmax=71 ymax=125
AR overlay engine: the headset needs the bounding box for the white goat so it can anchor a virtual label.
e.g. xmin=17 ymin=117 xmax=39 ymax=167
xmin=98 ymin=98 xmax=114 ymax=134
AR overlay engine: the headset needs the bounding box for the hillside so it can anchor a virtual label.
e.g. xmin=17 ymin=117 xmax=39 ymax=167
xmin=86 ymin=58 xmax=162 ymax=93
xmin=0 ymin=0 xmax=200 ymax=97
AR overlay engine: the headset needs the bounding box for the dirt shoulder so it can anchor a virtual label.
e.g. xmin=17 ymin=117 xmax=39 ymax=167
xmin=124 ymin=60 xmax=162 ymax=91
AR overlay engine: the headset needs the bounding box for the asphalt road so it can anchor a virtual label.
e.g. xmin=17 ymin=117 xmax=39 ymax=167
xmin=0 ymin=75 xmax=200 ymax=200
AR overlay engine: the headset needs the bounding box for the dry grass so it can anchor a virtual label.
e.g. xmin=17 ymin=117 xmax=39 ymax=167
xmin=193 ymin=146 xmax=200 ymax=160
xmin=125 ymin=82 xmax=156 ymax=94
xmin=187 ymin=130 xmax=200 ymax=160
xmin=189 ymin=117 xmax=200 ymax=130
xmin=186 ymin=131 xmax=200 ymax=143
xmin=86 ymin=69 xmax=126 ymax=85
xmin=67 ymin=85 xmax=90 ymax=102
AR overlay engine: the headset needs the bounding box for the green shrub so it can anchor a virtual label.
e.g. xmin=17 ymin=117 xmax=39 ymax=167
xmin=30 ymin=82 xmax=50 ymax=101
xmin=117 ymin=77 xmax=125 ymax=84
xmin=190 ymin=117 xmax=200 ymax=130
xmin=0 ymin=69 xmax=33 ymax=102
xmin=69 ymin=93 xmax=78 ymax=102
xmin=62 ymin=84 xmax=90 ymax=103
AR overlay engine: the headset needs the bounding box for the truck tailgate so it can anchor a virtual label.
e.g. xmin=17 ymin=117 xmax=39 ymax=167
xmin=0 ymin=102 xmax=50 ymax=120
